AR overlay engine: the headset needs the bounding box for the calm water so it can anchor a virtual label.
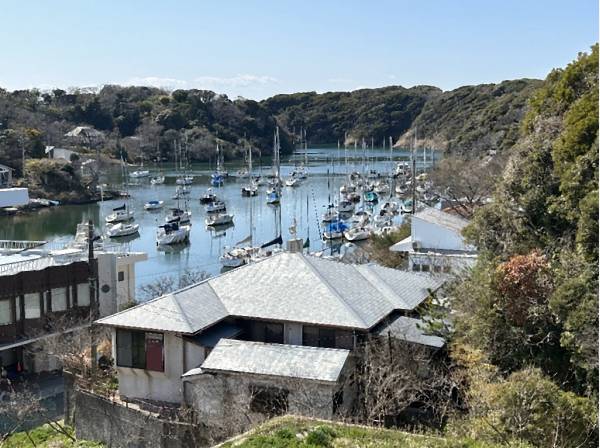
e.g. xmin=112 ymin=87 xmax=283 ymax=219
xmin=0 ymin=147 xmax=437 ymax=290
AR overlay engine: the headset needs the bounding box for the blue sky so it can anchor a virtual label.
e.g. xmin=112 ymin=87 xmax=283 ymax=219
xmin=1 ymin=1 xmax=597 ymax=99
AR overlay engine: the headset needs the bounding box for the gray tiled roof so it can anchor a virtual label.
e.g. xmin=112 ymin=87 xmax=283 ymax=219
xmin=192 ymin=339 xmax=350 ymax=382
xmin=414 ymin=207 xmax=469 ymax=233
xmin=97 ymin=252 xmax=446 ymax=333
xmin=376 ymin=316 xmax=445 ymax=348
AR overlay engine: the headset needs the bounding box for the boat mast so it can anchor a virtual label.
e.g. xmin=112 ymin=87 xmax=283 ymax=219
xmin=412 ymin=127 xmax=417 ymax=214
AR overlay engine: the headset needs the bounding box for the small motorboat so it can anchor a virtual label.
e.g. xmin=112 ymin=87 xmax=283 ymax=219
xmin=266 ymin=188 xmax=281 ymax=205
xmin=106 ymin=222 xmax=139 ymax=238
xmin=363 ymin=191 xmax=379 ymax=203
xmin=381 ymin=201 xmax=399 ymax=215
xmin=285 ymin=176 xmax=301 ymax=187
xmin=321 ymin=205 xmax=337 ymax=223
xmin=150 ymin=175 xmax=165 ymax=185
xmin=395 ymin=184 xmax=407 ymax=195
xmin=176 ymin=175 xmax=194 ymax=185
xmin=172 ymin=185 xmax=191 ymax=199
xmin=200 ymin=189 xmax=217 ymax=204
xmin=106 ymin=205 xmax=134 ymax=224
xmin=401 ymin=199 xmax=414 ymax=214
xmin=347 ymin=192 xmax=361 ymax=203
xmin=211 ymin=172 xmax=224 ymax=187
xmin=205 ymin=200 xmax=226 ymax=214
xmin=338 ymin=200 xmax=354 ymax=214
xmin=344 ymin=226 xmax=370 ymax=242
xmin=351 ymin=210 xmax=372 ymax=225
xmin=156 ymin=220 xmax=190 ymax=245
xmin=206 ymin=213 xmax=234 ymax=227
xmin=166 ymin=208 xmax=191 ymax=224
xmin=220 ymin=247 xmax=251 ymax=268
xmin=374 ymin=182 xmax=390 ymax=195
xmin=241 ymin=183 xmax=258 ymax=197
xmin=323 ymin=220 xmax=348 ymax=240
xmin=144 ymin=200 xmax=164 ymax=211
xmin=130 ymin=170 xmax=150 ymax=179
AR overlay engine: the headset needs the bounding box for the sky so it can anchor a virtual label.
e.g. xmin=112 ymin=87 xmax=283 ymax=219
xmin=1 ymin=1 xmax=597 ymax=99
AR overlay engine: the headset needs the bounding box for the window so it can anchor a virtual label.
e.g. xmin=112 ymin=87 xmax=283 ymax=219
xmin=412 ymin=263 xmax=421 ymax=272
xmin=116 ymin=329 xmax=164 ymax=372
xmin=335 ymin=330 xmax=354 ymax=350
xmin=77 ymin=283 xmax=90 ymax=307
xmin=433 ymin=265 xmax=442 ymax=273
xmin=118 ymin=271 xmax=125 ymax=282
xmin=24 ymin=293 xmax=41 ymax=319
xmin=51 ymin=288 xmax=67 ymax=312
xmin=249 ymin=385 xmax=288 ymax=416
xmin=421 ymin=264 xmax=430 ymax=272
xmin=302 ymin=326 xmax=338 ymax=348
xmin=0 ymin=300 xmax=11 ymax=325
xmin=253 ymin=322 xmax=284 ymax=344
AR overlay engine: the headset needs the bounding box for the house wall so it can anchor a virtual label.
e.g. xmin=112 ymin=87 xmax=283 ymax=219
xmin=185 ymin=371 xmax=342 ymax=437
xmin=412 ymin=217 xmax=469 ymax=252
xmin=284 ymin=322 xmax=302 ymax=345
xmin=115 ymin=331 xmax=185 ymax=403
xmin=409 ymin=252 xmax=477 ymax=273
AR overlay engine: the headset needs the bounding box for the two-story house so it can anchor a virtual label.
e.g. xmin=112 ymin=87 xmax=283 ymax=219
xmin=96 ymin=252 xmax=446 ymax=422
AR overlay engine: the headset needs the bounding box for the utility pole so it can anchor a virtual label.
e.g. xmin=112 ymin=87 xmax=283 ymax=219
xmin=88 ymin=220 xmax=98 ymax=372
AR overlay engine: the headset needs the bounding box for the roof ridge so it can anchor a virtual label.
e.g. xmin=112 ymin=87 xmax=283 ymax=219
xmin=219 ymin=338 xmax=351 ymax=353
xmin=170 ymin=290 xmax=194 ymax=333
xmin=354 ymin=264 xmax=411 ymax=309
xmin=300 ymin=255 xmax=367 ymax=328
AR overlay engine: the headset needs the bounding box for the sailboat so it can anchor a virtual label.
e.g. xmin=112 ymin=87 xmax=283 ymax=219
xmin=150 ymin=145 xmax=165 ymax=185
xmin=266 ymin=127 xmax=282 ymax=205
xmin=220 ymin=194 xmax=257 ymax=268
xmin=241 ymin=143 xmax=258 ymax=196
xmin=106 ymin=221 xmax=140 ymax=238
xmin=106 ymin=156 xmax=135 ymax=223
xmin=130 ymin=153 xmax=150 ymax=178
xmin=211 ymin=144 xmax=225 ymax=187
xmin=156 ymin=218 xmax=190 ymax=245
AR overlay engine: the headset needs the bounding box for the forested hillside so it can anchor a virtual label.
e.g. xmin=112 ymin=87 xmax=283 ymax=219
xmin=0 ymin=86 xmax=293 ymax=173
xmin=395 ymin=79 xmax=542 ymax=153
xmin=261 ymin=85 xmax=441 ymax=145
xmin=446 ymin=45 xmax=598 ymax=447
xmin=262 ymin=79 xmax=540 ymax=154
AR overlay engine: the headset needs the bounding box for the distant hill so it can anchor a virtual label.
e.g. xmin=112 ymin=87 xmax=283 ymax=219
xmin=0 ymin=77 xmax=541 ymax=174
xmin=262 ymin=79 xmax=541 ymax=154
xmin=394 ymin=79 xmax=542 ymax=153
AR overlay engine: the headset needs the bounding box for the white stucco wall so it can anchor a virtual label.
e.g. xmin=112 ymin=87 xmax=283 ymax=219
xmin=114 ymin=331 xmax=187 ymax=403
xmin=412 ymin=217 xmax=470 ymax=251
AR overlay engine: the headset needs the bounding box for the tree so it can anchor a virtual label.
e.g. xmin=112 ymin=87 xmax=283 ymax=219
xmin=138 ymin=268 xmax=210 ymax=302
xmin=429 ymin=155 xmax=503 ymax=218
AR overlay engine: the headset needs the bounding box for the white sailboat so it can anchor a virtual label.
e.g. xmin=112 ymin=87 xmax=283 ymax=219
xmin=106 ymin=222 xmax=140 ymax=238
xmin=266 ymin=127 xmax=282 ymax=205
xmin=206 ymin=212 xmax=234 ymax=227
xmin=156 ymin=219 xmax=190 ymax=245
xmin=144 ymin=200 xmax=164 ymax=210
xmin=241 ymin=143 xmax=258 ymax=196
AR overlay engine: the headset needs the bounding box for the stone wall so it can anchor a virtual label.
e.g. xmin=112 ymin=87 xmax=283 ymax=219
xmin=65 ymin=380 xmax=211 ymax=447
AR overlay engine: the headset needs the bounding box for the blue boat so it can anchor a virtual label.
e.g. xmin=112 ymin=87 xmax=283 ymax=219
xmin=211 ymin=173 xmax=224 ymax=187
xmin=363 ymin=191 xmax=379 ymax=203
xmin=323 ymin=219 xmax=348 ymax=240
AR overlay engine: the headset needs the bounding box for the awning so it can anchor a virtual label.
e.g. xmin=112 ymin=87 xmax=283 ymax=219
xmin=185 ymin=321 xmax=243 ymax=348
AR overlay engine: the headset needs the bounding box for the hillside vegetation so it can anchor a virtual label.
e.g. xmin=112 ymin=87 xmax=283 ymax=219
xmin=221 ymin=416 xmax=511 ymax=448
xmin=447 ymin=45 xmax=598 ymax=447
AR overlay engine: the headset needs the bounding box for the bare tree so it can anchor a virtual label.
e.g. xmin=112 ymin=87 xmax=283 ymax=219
xmin=346 ymin=336 xmax=456 ymax=429
xmin=138 ymin=268 xmax=210 ymax=301
xmin=429 ymin=156 xmax=503 ymax=218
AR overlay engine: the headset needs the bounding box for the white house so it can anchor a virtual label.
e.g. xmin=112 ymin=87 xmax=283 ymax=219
xmin=97 ymin=252 xmax=447 ymax=413
xmin=0 ymin=164 xmax=28 ymax=209
xmin=390 ymin=207 xmax=477 ymax=273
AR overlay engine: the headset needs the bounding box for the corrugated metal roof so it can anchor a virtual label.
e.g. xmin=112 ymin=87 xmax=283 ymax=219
xmin=195 ymin=339 xmax=349 ymax=382
xmin=414 ymin=207 xmax=469 ymax=233
xmin=376 ymin=316 xmax=445 ymax=348
xmin=389 ymin=236 xmax=414 ymax=253
xmin=97 ymin=252 xmax=446 ymax=333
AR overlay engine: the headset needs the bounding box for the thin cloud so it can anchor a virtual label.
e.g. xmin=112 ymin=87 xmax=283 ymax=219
xmin=327 ymin=77 xmax=354 ymax=84
xmin=192 ymin=74 xmax=279 ymax=89
xmin=124 ymin=76 xmax=188 ymax=89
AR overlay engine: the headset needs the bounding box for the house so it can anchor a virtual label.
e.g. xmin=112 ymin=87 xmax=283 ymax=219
xmin=390 ymin=207 xmax=477 ymax=273
xmin=0 ymin=164 xmax=28 ymax=208
xmin=0 ymin=234 xmax=147 ymax=375
xmin=184 ymin=339 xmax=353 ymax=433
xmin=97 ymin=252 xmax=446 ymax=414
xmin=64 ymin=126 xmax=105 ymax=147
xmin=44 ymin=146 xmax=80 ymax=162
